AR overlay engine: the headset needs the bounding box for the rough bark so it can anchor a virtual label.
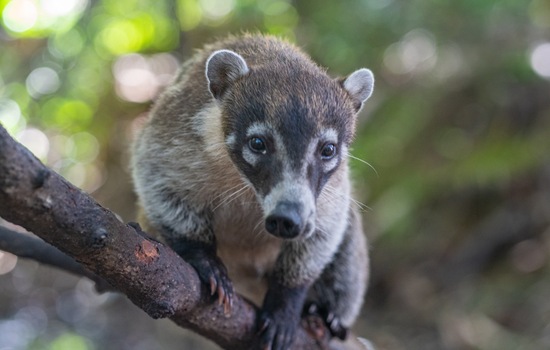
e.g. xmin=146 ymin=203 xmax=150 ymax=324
xmin=0 ymin=225 xmax=113 ymax=292
xmin=0 ymin=125 xmax=364 ymax=349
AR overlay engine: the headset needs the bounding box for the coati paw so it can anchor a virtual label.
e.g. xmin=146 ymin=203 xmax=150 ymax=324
xmin=185 ymin=252 xmax=234 ymax=315
xmin=257 ymin=310 xmax=298 ymax=350
xmin=303 ymin=302 xmax=348 ymax=340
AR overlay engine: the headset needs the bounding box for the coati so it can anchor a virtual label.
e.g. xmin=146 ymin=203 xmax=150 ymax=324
xmin=131 ymin=34 xmax=373 ymax=349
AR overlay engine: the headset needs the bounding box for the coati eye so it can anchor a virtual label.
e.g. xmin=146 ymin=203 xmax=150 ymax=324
xmin=248 ymin=137 xmax=267 ymax=154
xmin=320 ymin=143 xmax=337 ymax=160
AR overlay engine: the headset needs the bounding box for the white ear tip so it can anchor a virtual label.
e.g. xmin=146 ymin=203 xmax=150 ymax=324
xmin=361 ymin=68 xmax=374 ymax=84
xmin=347 ymin=68 xmax=374 ymax=89
xmin=205 ymin=49 xmax=249 ymax=99
xmin=344 ymin=68 xmax=375 ymax=104
xmin=207 ymin=49 xmax=241 ymax=62
xmin=355 ymin=68 xmax=374 ymax=80
xmin=206 ymin=50 xmax=249 ymax=76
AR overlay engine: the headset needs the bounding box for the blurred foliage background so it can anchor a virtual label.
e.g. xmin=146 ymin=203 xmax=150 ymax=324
xmin=1 ymin=0 xmax=550 ymax=349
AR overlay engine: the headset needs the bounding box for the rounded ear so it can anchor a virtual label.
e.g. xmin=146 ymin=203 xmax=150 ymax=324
xmin=341 ymin=68 xmax=374 ymax=112
xmin=205 ymin=49 xmax=249 ymax=100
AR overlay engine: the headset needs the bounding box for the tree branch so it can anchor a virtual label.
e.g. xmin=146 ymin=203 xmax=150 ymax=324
xmin=0 ymin=225 xmax=113 ymax=292
xmin=0 ymin=125 xmax=363 ymax=349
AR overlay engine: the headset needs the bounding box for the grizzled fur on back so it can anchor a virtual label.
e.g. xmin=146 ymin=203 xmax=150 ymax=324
xmin=131 ymin=34 xmax=372 ymax=346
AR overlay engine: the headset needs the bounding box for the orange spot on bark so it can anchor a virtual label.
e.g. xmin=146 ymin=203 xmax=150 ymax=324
xmin=135 ymin=239 xmax=159 ymax=263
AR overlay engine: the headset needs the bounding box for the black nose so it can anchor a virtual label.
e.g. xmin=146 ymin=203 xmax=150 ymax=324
xmin=265 ymin=202 xmax=303 ymax=238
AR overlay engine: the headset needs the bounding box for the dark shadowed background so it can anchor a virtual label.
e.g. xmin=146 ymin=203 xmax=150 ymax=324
xmin=1 ymin=0 xmax=549 ymax=349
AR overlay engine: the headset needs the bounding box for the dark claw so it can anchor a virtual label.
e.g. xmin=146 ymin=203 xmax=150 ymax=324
xmin=329 ymin=317 xmax=347 ymax=340
xmin=307 ymin=303 xmax=318 ymax=314
xmin=209 ymin=276 xmax=217 ymax=295
xmin=182 ymin=250 xmax=234 ymax=315
xmin=258 ymin=316 xmax=270 ymax=335
xmin=223 ymin=292 xmax=233 ymax=315
xmin=223 ymin=295 xmax=230 ymax=315
xmin=217 ymin=285 xmax=225 ymax=305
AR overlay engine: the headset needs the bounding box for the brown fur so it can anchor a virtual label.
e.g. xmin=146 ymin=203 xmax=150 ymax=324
xmin=131 ymin=34 xmax=373 ymax=346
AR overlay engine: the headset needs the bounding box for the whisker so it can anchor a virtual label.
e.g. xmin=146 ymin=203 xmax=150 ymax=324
xmin=346 ymin=152 xmax=379 ymax=178
xmin=322 ymin=185 xmax=372 ymax=212
xmin=315 ymin=225 xmax=331 ymax=237
xmin=212 ymin=185 xmax=250 ymax=211
xmin=349 ymin=197 xmax=372 ymax=212
xmin=252 ymin=218 xmax=265 ymax=239
xmin=222 ymin=186 xmax=251 ymax=208
xmin=210 ymin=183 xmax=246 ymax=206
xmin=207 ymin=142 xmax=229 ymax=149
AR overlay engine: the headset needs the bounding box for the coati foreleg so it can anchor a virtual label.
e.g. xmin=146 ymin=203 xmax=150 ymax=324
xmin=306 ymin=207 xmax=369 ymax=339
xmin=148 ymin=190 xmax=234 ymax=311
xmin=257 ymin=230 xmax=345 ymax=349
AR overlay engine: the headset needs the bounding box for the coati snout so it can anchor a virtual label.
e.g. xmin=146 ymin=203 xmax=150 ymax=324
xmin=262 ymin=179 xmax=316 ymax=239
xmin=265 ymin=201 xmax=304 ymax=238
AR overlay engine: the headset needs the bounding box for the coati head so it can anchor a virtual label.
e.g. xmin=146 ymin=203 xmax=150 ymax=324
xmin=205 ymin=48 xmax=374 ymax=239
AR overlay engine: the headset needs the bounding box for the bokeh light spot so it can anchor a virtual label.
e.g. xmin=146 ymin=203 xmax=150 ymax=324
xmin=2 ymin=0 xmax=88 ymax=36
xmin=177 ymin=0 xmax=202 ymax=31
xmin=98 ymin=19 xmax=143 ymax=55
xmin=0 ymin=99 xmax=25 ymax=133
xmin=68 ymin=132 xmax=100 ymax=163
xmin=40 ymin=0 xmax=88 ymax=17
xmin=384 ymin=29 xmax=437 ymax=76
xmin=42 ymin=98 xmax=93 ymax=131
xmin=17 ymin=127 xmax=50 ymax=160
xmin=49 ymin=333 xmax=91 ymax=350
xmin=0 ymin=251 xmax=18 ymax=275
xmin=113 ymin=53 xmax=179 ymax=103
xmin=26 ymin=67 xmax=60 ymax=98
xmin=530 ymin=42 xmax=550 ymax=78
xmin=0 ymin=319 xmax=34 ymax=348
xmin=2 ymin=0 xmax=38 ymax=32
xmin=199 ymin=0 xmax=235 ymax=20
xmin=50 ymin=28 xmax=85 ymax=58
